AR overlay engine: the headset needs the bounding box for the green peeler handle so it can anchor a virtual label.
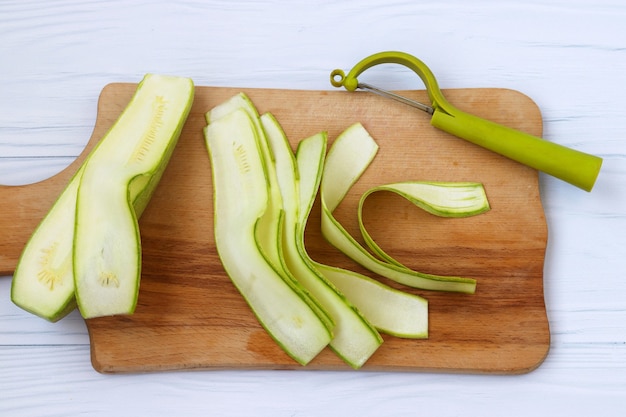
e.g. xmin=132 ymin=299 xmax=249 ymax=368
xmin=431 ymin=105 xmax=602 ymax=192
xmin=331 ymin=51 xmax=603 ymax=191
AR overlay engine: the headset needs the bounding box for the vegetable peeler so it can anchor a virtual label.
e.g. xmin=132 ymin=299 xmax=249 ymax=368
xmin=330 ymin=51 xmax=602 ymax=192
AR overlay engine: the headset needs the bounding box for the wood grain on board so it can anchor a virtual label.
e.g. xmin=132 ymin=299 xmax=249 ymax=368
xmin=0 ymin=83 xmax=549 ymax=374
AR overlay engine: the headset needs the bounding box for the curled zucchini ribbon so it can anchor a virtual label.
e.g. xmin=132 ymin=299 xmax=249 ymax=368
xmin=320 ymin=123 xmax=490 ymax=294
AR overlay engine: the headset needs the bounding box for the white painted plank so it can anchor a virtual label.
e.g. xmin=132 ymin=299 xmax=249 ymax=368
xmin=0 ymin=279 xmax=89 ymax=346
xmin=0 ymin=157 xmax=77 ymax=186
xmin=1 ymin=345 xmax=625 ymax=417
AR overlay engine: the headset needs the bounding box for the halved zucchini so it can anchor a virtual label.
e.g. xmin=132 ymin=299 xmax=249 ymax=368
xmin=13 ymin=74 xmax=194 ymax=320
xmin=73 ymin=74 xmax=194 ymax=318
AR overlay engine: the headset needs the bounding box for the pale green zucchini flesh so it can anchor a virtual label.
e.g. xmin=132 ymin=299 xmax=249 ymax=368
xmin=11 ymin=167 xmax=84 ymax=322
xmin=315 ymin=263 xmax=428 ymax=339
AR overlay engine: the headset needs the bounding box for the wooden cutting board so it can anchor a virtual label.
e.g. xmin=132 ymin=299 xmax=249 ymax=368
xmin=0 ymin=83 xmax=550 ymax=374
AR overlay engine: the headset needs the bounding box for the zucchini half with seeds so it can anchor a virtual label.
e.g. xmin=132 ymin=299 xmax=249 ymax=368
xmin=12 ymin=74 xmax=194 ymax=320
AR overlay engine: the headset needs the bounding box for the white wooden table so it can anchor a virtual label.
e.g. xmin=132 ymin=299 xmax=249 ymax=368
xmin=2 ymin=1 xmax=625 ymax=415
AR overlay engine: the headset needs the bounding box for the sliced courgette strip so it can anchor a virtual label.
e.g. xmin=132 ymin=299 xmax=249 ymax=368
xmin=206 ymin=93 xmax=284 ymax=271
xmin=314 ymin=263 xmax=428 ymax=339
xmin=320 ymin=123 xmax=480 ymax=294
xmin=357 ymin=182 xmax=490 ymax=267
